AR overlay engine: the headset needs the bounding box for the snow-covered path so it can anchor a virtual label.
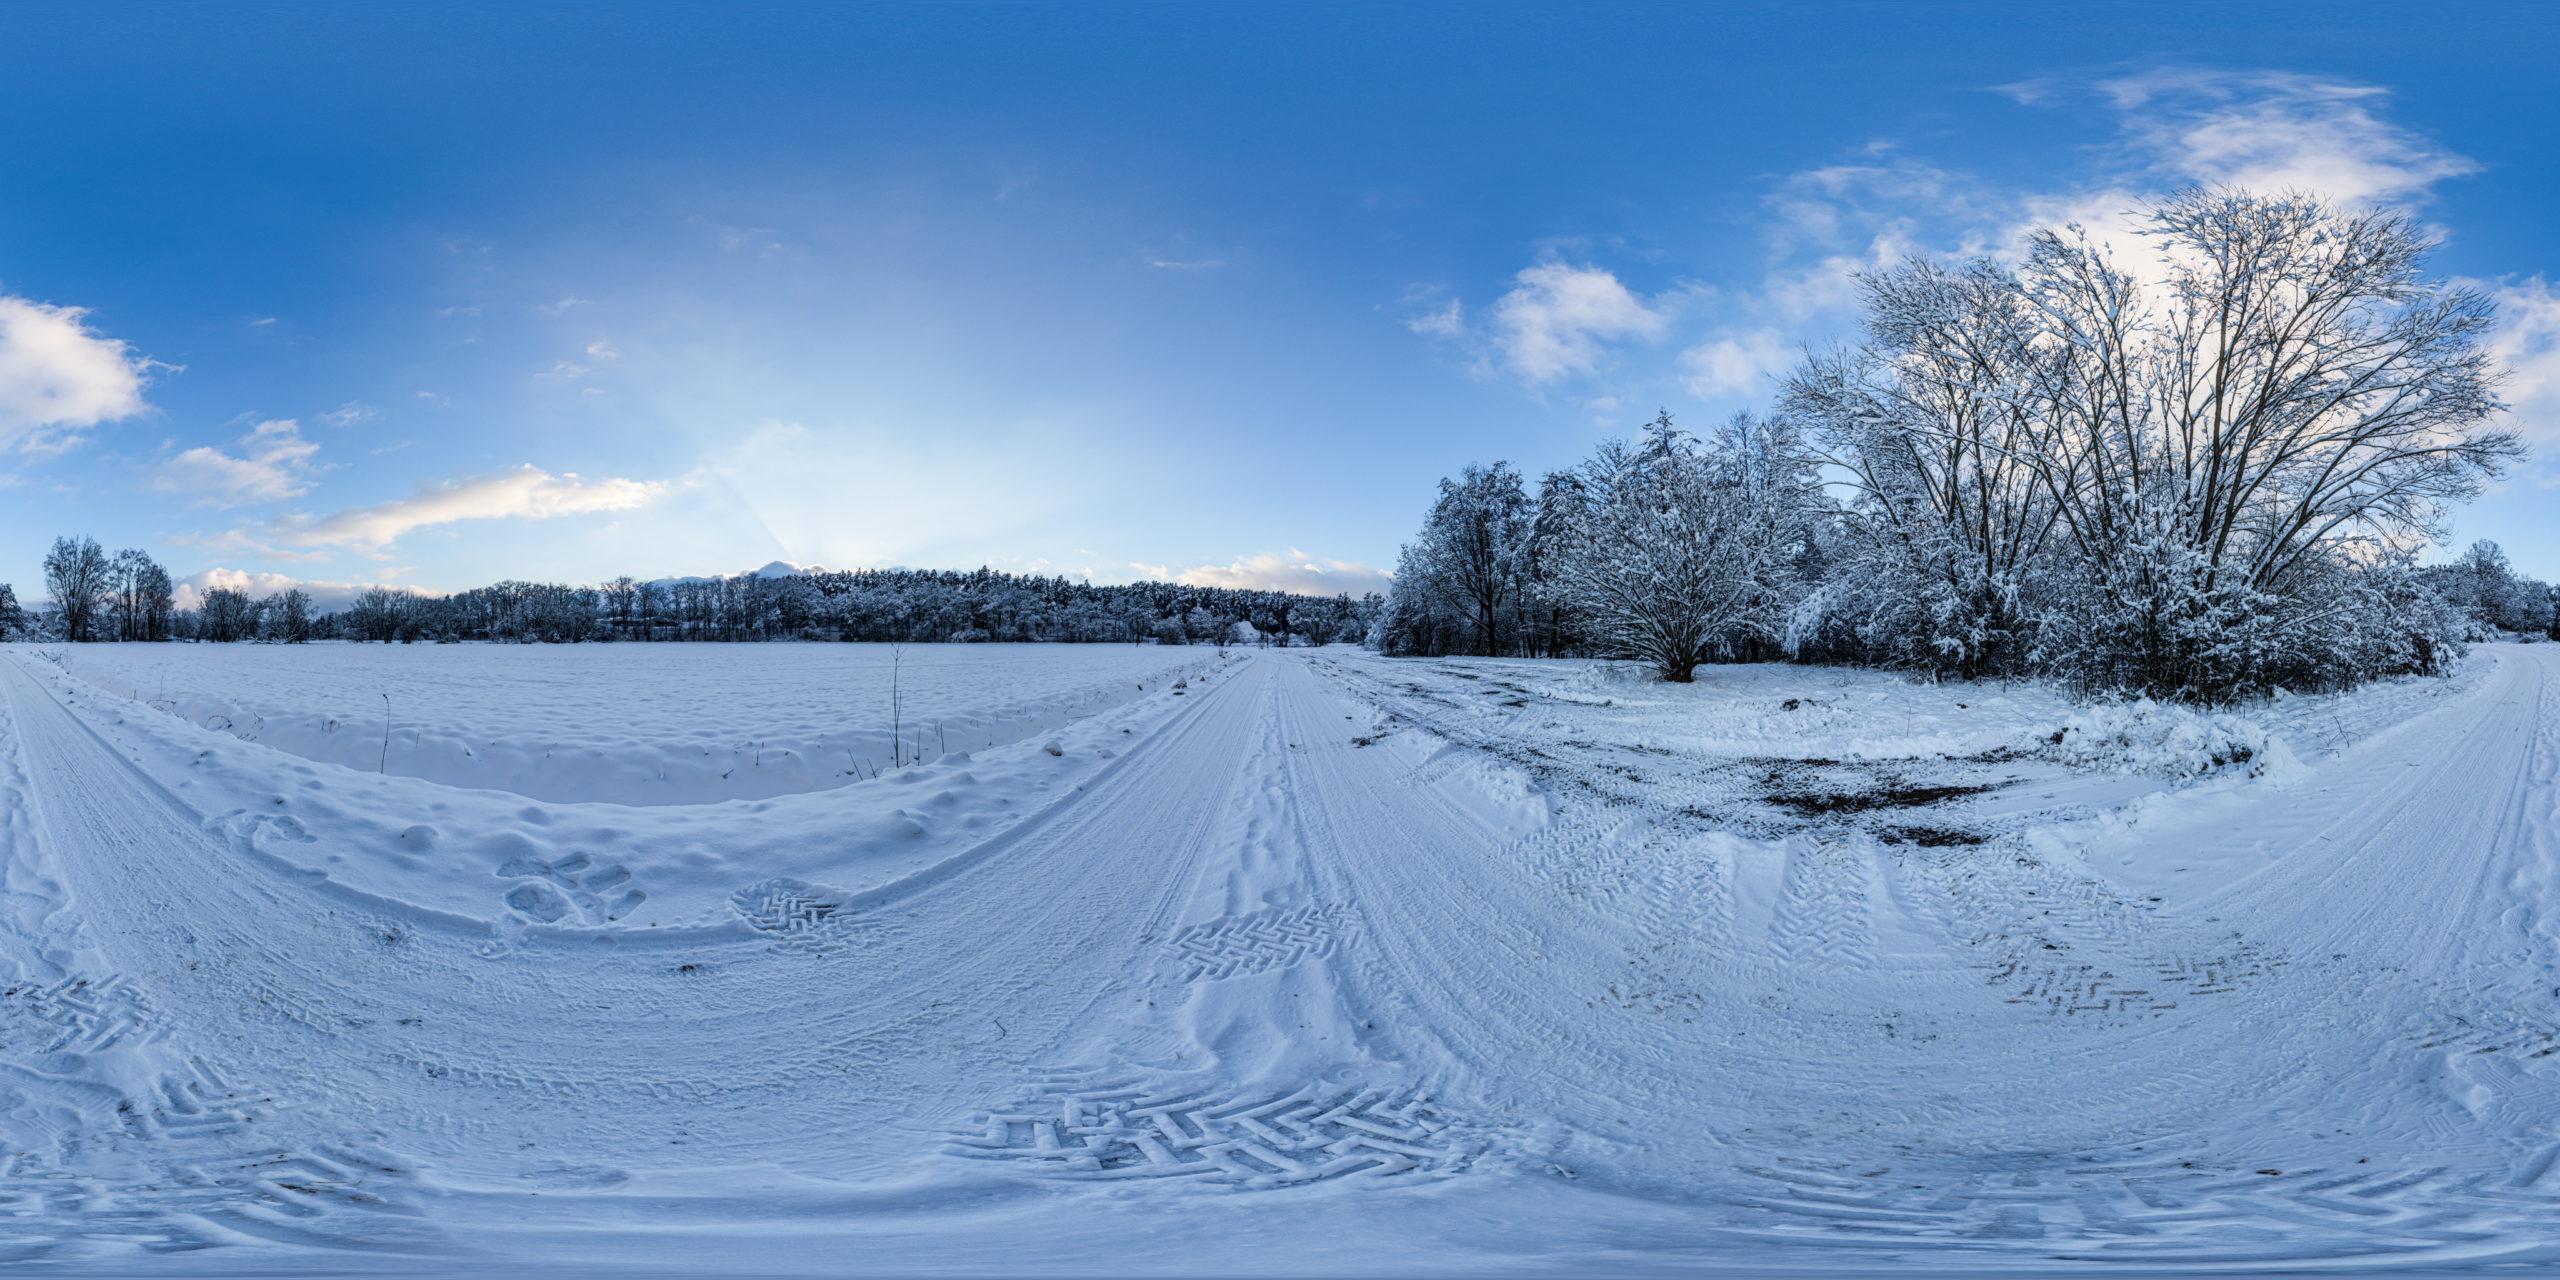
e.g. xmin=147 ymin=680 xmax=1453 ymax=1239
xmin=2 ymin=646 xmax=2558 ymax=1271
xmin=1278 ymin=646 xmax=2560 ymax=1262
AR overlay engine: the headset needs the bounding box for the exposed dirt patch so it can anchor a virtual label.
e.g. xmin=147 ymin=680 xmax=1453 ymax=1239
xmin=1876 ymin=825 xmax=1988 ymax=847
xmin=1765 ymin=782 xmax=1995 ymax=817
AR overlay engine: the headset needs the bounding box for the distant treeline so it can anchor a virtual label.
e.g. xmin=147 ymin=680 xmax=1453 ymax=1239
xmin=336 ymin=569 xmax=1382 ymax=645
xmin=1 ymin=540 xmax=1383 ymax=646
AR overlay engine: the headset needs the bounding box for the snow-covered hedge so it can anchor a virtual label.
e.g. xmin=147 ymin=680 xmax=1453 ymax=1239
xmin=2039 ymin=699 xmax=2301 ymax=780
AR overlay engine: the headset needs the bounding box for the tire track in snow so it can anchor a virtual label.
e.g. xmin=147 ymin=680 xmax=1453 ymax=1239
xmin=1167 ymin=905 xmax=1342 ymax=983
xmin=1297 ymin=647 xmax=2560 ymax=1264
xmin=0 ymin=663 xmax=436 ymax=1261
xmin=954 ymin=663 xmax=1491 ymax=1192
xmin=947 ymin=1071 xmax=1477 ymax=1185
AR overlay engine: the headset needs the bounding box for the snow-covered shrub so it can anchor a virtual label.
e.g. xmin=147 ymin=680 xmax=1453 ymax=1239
xmin=2040 ymin=699 xmax=2298 ymax=779
xmin=1543 ymin=414 xmax=1811 ymax=682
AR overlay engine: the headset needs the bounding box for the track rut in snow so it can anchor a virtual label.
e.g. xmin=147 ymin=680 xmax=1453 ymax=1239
xmin=1283 ymin=647 xmax=2560 ymax=1265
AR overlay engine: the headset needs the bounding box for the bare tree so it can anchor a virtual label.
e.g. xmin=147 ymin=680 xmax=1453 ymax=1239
xmin=266 ymin=588 xmax=313 ymax=643
xmin=605 ymin=575 xmax=638 ymax=635
xmin=41 ymin=536 xmax=110 ymax=642
xmin=199 ymin=587 xmax=260 ymax=641
xmin=138 ymin=557 xmax=174 ymax=641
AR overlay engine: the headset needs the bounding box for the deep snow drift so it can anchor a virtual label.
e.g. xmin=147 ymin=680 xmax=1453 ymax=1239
xmin=0 ymin=640 xmax=2554 ymax=1274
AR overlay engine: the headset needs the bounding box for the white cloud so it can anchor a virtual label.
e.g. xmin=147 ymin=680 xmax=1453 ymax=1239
xmin=1489 ymin=260 xmax=1669 ymax=382
xmin=2490 ymin=277 xmax=2560 ymax=451
xmin=693 ymin=219 xmax=777 ymax=253
xmin=1997 ymin=69 xmax=2480 ymax=265
xmin=155 ymin=418 xmax=321 ymax=506
xmin=172 ymin=568 xmax=436 ymax=614
xmin=2100 ymin=69 xmax=2476 ymax=208
xmin=1170 ymin=550 xmax=1393 ymax=596
xmin=585 ymin=339 xmax=622 ymax=361
xmin=0 ymin=292 xmax=155 ymax=453
xmin=235 ymin=465 xmax=666 ymax=554
xmin=1680 ymin=330 xmax=1797 ymax=400
xmin=165 ymin=527 xmax=333 ymax=563
xmin=1405 ymin=297 xmax=1465 ymax=337
xmin=1150 ymin=258 xmax=1226 ymax=271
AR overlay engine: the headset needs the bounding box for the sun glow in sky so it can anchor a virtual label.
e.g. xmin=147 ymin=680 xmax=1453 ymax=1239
xmin=1 ymin=1 xmax=2554 ymax=605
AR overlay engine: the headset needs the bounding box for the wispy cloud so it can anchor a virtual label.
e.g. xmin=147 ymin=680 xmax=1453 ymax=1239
xmin=215 ymin=465 xmax=666 ymax=555
xmin=2487 ymin=276 xmax=2560 ymax=453
xmin=0 ymin=292 xmax=158 ymax=453
xmin=1160 ymin=549 xmax=1392 ymax=596
xmin=696 ymin=219 xmax=777 ymax=252
xmin=1403 ymin=291 xmax=1465 ymax=338
xmin=317 ymin=401 xmax=375 ymax=428
xmin=2097 ymin=68 xmax=2476 ymax=208
xmin=1150 ymin=258 xmax=1226 ymax=271
xmin=154 ymin=418 xmax=321 ymax=506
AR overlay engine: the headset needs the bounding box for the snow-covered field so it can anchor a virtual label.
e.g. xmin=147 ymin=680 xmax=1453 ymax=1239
xmin=0 ymin=640 xmax=2553 ymax=1274
xmin=50 ymin=642 xmax=1217 ymax=804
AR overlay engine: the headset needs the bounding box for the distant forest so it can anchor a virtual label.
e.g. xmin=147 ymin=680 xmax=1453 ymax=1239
xmin=0 ymin=541 xmax=1382 ymax=647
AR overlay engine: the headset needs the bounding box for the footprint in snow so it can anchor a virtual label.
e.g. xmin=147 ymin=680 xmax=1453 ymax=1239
xmin=496 ymin=851 xmax=647 ymax=925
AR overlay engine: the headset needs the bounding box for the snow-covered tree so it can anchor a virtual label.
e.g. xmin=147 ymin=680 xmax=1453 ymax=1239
xmin=1544 ymin=413 xmax=1810 ymax=681
xmin=1786 ymin=257 xmax=2058 ymax=680
xmin=1787 ymin=190 xmax=2518 ymax=700
xmin=1380 ymin=462 xmax=1534 ymax=656
xmin=2028 ymin=194 xmax=2513 ymax=697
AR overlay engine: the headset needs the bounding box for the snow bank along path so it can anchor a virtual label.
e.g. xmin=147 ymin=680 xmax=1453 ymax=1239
xmin=0 ymin=644 xmax=2556 ymax=1270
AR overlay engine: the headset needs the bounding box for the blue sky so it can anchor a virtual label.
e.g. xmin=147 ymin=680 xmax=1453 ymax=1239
xmin=2 ymin=1 xmax=2554 ymax=607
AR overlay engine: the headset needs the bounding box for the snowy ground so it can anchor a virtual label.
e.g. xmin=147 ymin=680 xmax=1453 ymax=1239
xmin=0 ymin=640 xmax=2554 ymax=1274
xmin=49 ymin=642 xmax=1216 ymax=804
